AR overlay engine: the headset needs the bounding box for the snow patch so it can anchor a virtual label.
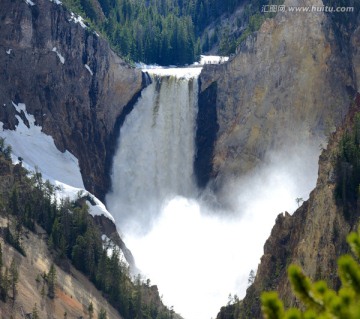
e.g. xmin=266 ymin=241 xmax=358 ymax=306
xmin=84 ymin=64 xmax=93 ymax=76
xmin=0 ymin=102 xmax=115 ymax=223
xmin=86 ymin=198 xmax=115 ymax=222
xmin=49 ymin=0 xmax=62 ymax=4
xmin=69 ymin=12 xmax=87 ymax=29
xmin=101 ymin=234 xmax=129 ymax=266
xmin=25 ymin=0 xmax=35 ymax=6
xmin=198 ymin=55 xmax=229 ymax=65
xmin=52 ymin=47 xmax=65 ymax=64
xmin=8 ymin=102 xmax=81 ymax=187
xmin=6 ymin=49 xmax=12 ymax=55
xmin=12 ymin=101 xmax=27 ymax=115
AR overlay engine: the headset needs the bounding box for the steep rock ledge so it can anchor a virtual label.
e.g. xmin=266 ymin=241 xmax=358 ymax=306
xmin=0 ymin=0 xmax=144 ymax=201
xmin=198 ymin=0 xmax=358 ymax=191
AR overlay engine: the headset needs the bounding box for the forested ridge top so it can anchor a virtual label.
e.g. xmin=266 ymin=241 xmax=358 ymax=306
xmin=62 ymin=0 xmax=285 ymax=65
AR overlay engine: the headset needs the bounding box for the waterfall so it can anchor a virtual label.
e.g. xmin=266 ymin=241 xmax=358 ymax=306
xmin=106 ymin=68 xmax=202 ymax=234
xmin=106 ymin=66 xmax=321 ymax=319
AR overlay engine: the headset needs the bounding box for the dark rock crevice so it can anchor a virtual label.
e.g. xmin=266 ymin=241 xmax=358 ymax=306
xmin=194 ymin=80 xmax=219 ymax=188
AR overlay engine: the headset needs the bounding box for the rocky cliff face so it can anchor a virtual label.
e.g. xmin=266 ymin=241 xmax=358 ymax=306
xmin=0 ymin=0 xmax=144 ymax=201
xmin=226 ymin=93 xmax=360 ymax=319
xmin=206 ymin=1 xmax=360 ymax=317
xmin=0 ymin=156 xmax=124 ymax=318
xmin=0 ymin=156 xmax=171 ymax=319
xmin=198 ymin=0 xmax=359 ymax=192
xmin=0 ymin=216 xmax=124 ymax=319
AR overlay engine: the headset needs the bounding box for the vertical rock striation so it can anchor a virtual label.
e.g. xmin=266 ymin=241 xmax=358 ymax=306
xmin=0 ymin=0 xmax=144 ymax=201
xmin=206 ymin=0 xmax=360 ymax=316
xmin=198 ymin=0 xmax=359 ymax=192
xmin=195 ymin=81 xmax=219 ymax=188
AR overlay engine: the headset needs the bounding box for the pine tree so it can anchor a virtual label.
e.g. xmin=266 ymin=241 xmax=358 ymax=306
xmin=47 ymin=264 xmax=56 ymax=299
xmin=248 ymin=269 xmax=255 ymax=286
xmin=261 ymin=225 xmax=360 ymax=318
xmin=98 ymin=307 xmax=107 ymax=319
xmin=9 ymin=188 xmax=19 ymax=216
xmin=41 ymin=284 xmax=45 ymax=298
xmin=4 ymin=145 xmax=12 ymax=161
xmin=9 ymin=258 xmax=18 ymax=301
xmin=88 ymin=301 xmax=94 ymax=319
xmin=0 ymin=243 xmax=3 ymax=300
xmin=1 ymin=267 xmax=9 ymax=301
xmin=32 ymin=303 xmax=40 ymax=319
xmin=0 ymin=137 xmax=5 ymax=154
xmin=0 ymin=242 xmax=3 ymax=269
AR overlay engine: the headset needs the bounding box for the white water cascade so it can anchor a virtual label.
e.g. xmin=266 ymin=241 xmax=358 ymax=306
xmin=106 ymin=67 xmax=201 ymax=233
xmin=106 ymin=67 xmax=320 ymax=319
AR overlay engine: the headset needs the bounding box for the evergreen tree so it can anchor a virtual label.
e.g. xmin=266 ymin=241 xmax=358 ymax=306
xmin=9 ymin=188 xmax=19 ymax=216
xmin=9 ymin=258 xmax=18 ymax=301
xmin=47 ymin=264 xmax=56 ymax=299
xmin=261 ymin=225 xmax=360 ymax=318
xmin=0 ymin=244 xmax=2 ymax=292
xmin=0 ymin=137 xmax=5 ymax=153
xmin=98 ymin=307 xmax=107 ymax=319
xmin=248 ymin=269 xmax=255 ymax=286
xmin=32 ymin=303 xmax=40 ymax=319
xmin=335 ymin=114 xmax=360 ymax=221
xmin=0 ymin=243 xmax=2 ymax=269
xmin=88 ymin=301 xmax=94 ymax=319
xmin=1 ymin=267 xmax=9 ymax=301
xmin=4 ymin=145 xmax=12 ymax=161
xmin=41 ymin=284 xmax=45 ymax=298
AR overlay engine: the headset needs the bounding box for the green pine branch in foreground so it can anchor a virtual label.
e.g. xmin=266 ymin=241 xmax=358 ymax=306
xmin=261 ymin=226 xmax=360 ymax=319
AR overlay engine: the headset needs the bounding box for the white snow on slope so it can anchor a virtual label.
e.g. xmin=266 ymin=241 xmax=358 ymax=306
xmin=52 ymin=47 xmax=65 ymax=64
xmin=199 ymin=55 xmax=229 ymax=65
xmin=69 ymin=12 xmax=87 ymax=29
xmin=25 ymin=0 xmax=35 ymax=6
xmin=86 ymin=197 xmax=115 ymax=223
xmin=0 ymin=102 xmax=114 ymax=223
xmin=6 ymin=49 xmax=12 ymax=55
xmin=49 ymin=0 xmax=62 ymax=5
xmin=84 ymin=64 xmax=93 ymax=76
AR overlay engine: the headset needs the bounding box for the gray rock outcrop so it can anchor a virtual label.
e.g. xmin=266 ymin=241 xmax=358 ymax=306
xmin=0 ymin=0 xmax=144 ymax=201
xmin=198 ymin=0 xmax=359 ymax=194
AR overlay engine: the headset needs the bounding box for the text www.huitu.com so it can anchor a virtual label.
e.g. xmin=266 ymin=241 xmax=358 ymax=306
xmin=261 ymin=5 xmax=354 ymax=13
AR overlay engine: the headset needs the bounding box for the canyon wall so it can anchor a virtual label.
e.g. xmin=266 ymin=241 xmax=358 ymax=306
xmin=198 ymin=0 xmax=359 ymax=192
xmin=0 ymin=0 xmax=144 ymax=201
